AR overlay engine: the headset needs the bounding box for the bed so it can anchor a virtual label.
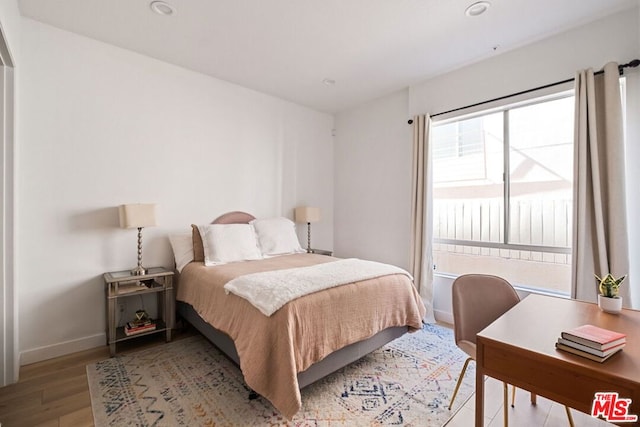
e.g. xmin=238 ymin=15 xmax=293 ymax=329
xmin=174 ymin=211 xmax=426 ymax=419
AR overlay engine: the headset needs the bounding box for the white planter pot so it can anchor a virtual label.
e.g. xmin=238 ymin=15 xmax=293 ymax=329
xmin=598 ymin=295 xmax=622 ymax=314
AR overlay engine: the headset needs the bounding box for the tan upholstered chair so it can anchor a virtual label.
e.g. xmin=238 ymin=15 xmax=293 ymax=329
xmin=448 ymin=274 xmax=574 ymax=426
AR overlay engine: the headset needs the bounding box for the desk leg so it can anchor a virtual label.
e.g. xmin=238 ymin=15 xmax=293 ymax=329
xmin=476 ymin=369 xmax=485 ymax=426
xmin=476 ymin=343 xmax=485 ymax=426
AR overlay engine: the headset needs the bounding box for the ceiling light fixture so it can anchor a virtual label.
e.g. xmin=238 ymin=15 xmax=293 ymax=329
xmin=465 ymin=1 xmax=491 ymax=17
xmin=150 ymin=1 xmax=175 ymax=16
xmin=322 ymin=78 xmax=336 ymax=86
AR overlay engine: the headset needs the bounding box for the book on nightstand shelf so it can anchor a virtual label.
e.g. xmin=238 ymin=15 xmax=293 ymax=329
xmin=556 ymin=324 xmax=626 ymax=362
xmin=124 ymin=319 xmax=156 ymax=336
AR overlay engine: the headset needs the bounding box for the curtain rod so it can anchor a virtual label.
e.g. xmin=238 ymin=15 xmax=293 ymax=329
xmin=407 ymin=59 xmax=640 ymax=124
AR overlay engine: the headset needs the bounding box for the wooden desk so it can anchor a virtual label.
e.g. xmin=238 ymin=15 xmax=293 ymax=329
xmin=475 ymin=294 xmax=640 ymax=426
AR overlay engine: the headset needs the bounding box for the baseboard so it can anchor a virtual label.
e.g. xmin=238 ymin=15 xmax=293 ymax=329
xmin=20 ymin=332 xmax=105 ymax=366
xmin=18 ymin=312 xmax=454 ymax=366
xmin=434 ymin=309 xmax=453 ymax=325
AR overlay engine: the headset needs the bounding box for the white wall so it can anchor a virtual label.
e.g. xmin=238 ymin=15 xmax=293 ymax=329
xmin=626 ymin=3 xmax=640 ymax=309
xmin=334 ymin=89 xmax=411 ymax=270
xmin=409 ymin=9 xmax=639 ymax=117
xmin=285 ymin=113 xmax=334 ymax=252
xmin=17 ymin=18 xmax=333 ymax=364
xmin=335 ymin=8 xmax=640 ymax=322
xmin=625 ymin=67 xmax=640 ymax=309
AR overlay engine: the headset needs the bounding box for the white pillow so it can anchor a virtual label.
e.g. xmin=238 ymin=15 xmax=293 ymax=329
xmin=251 ymin=217 xmax=304 ymax=257
xmin=168 ymin=233 xmax=194 ymax=273
xmin=197 ymin=224 xmax=263 ymax=266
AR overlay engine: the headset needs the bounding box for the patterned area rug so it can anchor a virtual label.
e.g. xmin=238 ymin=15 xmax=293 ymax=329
xmin=87 ymin=324 xmax=475 ymax=426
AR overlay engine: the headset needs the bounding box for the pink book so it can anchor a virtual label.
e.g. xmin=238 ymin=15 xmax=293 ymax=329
xmin=561 ymin=324 xmax=626 ymax=350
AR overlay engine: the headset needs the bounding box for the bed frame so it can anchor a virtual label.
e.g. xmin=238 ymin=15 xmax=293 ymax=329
xmin=176 ymin=211 xmax=408 ymax=390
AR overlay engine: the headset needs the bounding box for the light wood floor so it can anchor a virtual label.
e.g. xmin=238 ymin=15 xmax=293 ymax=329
xmin=446 ymin=376 xmax=614 ymax=427
xmin=0 ymin=331 xmax=195 ymax=427
xmin=0 ymin=330 xmax=615 ymax=427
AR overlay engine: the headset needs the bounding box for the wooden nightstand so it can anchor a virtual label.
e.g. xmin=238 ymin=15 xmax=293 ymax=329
xmin=103 ymin=267 xmax=174 ymax=356
xmin=310 ymin=248 xmax=333 ymax=256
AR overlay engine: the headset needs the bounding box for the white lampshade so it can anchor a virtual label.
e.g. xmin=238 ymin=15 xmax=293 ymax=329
xmin=295 ymin=207 xmax=320 ymax=223
xmin=119 ymin=204 xmax=157 ymax=229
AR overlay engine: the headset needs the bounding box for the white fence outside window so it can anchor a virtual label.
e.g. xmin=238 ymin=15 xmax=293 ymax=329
xmin=433 ymin=198 xmax=572 ymax=293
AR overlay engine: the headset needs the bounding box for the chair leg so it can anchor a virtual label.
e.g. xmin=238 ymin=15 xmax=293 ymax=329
xmin=503 ymin=386 xmax=571 ymax=426
xmin=565 ymin=406 xmax=575 ymax=427
xmin=448 ymin=357 xmax=472 ymax=410
xmin=503 ymin=382 xmax=509 ymax=427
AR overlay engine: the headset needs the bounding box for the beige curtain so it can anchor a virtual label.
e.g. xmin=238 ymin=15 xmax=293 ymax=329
xmin=410 ymin=114 xmax=436 ymax=322
xmin=572 ymin=62 xmax=631 ymax=305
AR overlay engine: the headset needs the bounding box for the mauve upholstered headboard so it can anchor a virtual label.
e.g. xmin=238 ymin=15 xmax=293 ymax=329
xmin=212 ymin=211 xmax=256 ymax=224
xmin=191 ymin=211 xmax=257 ymax=263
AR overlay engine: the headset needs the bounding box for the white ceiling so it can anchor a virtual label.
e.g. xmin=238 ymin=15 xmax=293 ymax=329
xmin=18 ymin=0 xmax=638 ymax=113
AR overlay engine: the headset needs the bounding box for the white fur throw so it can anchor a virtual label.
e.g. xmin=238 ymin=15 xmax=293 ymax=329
xmin=224 ymin=258 xmax=412 ymax=316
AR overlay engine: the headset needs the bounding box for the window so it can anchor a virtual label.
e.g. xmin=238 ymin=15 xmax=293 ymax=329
xmin=432 ymin=92 xmax=574 ymax=294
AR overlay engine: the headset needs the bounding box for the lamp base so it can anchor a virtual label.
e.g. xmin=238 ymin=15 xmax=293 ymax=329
xmin=131 ymin=265 xmax=147 ymax=276
xmin=131 ymin=227 xmax=147 ymax=276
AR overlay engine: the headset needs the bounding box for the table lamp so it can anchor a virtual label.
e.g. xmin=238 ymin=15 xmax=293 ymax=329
xmin=294 ymin=206 xmax=320 ymax=253
xmin=119 ymin=203 xmax=157 ymax=275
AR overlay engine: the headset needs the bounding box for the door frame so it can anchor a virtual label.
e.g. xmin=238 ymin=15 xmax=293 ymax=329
xmin=0 ymin=20 xmax=16 ymax=386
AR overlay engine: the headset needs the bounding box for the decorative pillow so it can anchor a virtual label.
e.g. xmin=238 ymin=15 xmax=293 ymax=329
xmin=197 ymin=224 xmax=263 ymax=266
xmin=191 ymin=224 xmax=204 ymax=262
xmin=168 ymin=233 xmax=194 ymax=273
xmin=251 ymin=217 xmax=304 ymax=257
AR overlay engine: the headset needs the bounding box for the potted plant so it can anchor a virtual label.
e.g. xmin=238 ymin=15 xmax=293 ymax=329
xmin=595 ymin=273 xmax=626 ymax=314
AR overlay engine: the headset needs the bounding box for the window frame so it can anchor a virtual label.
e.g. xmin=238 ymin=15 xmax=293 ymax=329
xmin=431 ymin=89 xmax=574 ymax=256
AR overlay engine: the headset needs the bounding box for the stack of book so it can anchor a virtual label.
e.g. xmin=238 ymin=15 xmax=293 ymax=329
xmin=556 ymin=324 xmax=626 ymax=362
xmin=124 ymin=319 xmax=156 ymax=336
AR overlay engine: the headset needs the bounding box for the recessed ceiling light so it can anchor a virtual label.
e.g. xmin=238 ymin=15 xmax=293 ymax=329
xmin=465 ymin=1 xmax=491 ymax=17
xmin=150 ymin=1 xmax=175 ymax=16
xmin=322 ymin=78 xmax=336 ymax=86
